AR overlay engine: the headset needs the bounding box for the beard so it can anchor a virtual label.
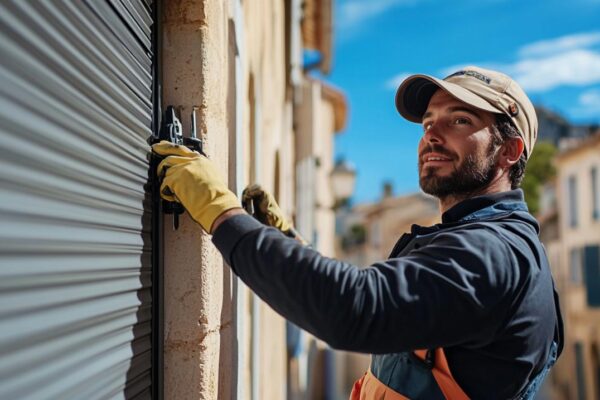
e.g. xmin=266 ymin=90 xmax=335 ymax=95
xmin=419 ymin=143 xmax=498 ymax=199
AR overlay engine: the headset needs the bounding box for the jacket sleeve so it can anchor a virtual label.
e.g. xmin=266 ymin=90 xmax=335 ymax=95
xmin=212 ymin=214 xmax=516 ymax=354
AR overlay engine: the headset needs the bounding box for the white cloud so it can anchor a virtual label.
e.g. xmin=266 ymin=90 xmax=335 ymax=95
xmin=418 ymin=32 xmax=600 ymax=93
xmin=568 ymin=88 xmax=600 ymax=118
xmin=518 ymin=31 xmax=600 ymax=57
xmin=384 ymin=73 xmax=414 ymax=90
xmin=504 ymin=49 xmax=600 ymax=92
xmin=580 ymin=88 xmax=600 ymax=107
xmin=579 ymin=88 xmax=600 ymax=112
xmin=338 ymin=0 xmax=418 ymax=31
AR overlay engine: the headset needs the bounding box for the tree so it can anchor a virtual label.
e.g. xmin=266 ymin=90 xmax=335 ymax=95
xmin=521 ymin=141 xmax=557 ymax=215
xmin=341 ymin=224 xmax=366 ymax=250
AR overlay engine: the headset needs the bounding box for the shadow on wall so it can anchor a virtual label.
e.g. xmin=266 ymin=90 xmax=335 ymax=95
xmin=216 ymin=16 xmax=239 ymax=400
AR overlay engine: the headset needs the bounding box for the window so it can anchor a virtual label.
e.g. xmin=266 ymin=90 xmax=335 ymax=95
xmin=584 ymin=245 xmax=600 ymax=307
xmin=570 ymin=247 xmax=583 ymax=284
xmin=592 ymin=343 xmax=600 ymax=397
xmin=575 ymin=342 xmax=587 ymax=400
xmin=592 ymin=166 xmax=599 ymax=221
xmin=371 ymin=220 xmax=381 ymax=248
xmin=568 ymin=175 xmax=578 ymax=227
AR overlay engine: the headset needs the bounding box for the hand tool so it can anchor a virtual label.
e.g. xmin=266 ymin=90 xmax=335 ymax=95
xmin=152 ymin=105 xmax=205 ymax=230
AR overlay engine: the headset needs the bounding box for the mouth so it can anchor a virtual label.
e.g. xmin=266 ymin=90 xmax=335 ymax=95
xmin=422 ymin=153 xmax=453 ymax=166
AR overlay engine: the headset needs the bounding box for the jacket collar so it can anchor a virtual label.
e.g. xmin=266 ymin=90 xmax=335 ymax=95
xmin=441 ymin=189 xmax=527 ymax=224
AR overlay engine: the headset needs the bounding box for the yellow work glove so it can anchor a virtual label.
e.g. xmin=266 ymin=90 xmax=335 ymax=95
xmin=152 ymin=141 xmax=241 ymax=232
xmin=241 ymin=184 xmax=292 ymax=233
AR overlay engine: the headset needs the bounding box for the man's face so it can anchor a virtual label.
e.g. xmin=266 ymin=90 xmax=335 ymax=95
xmin=418 ymin=89 xmax=499 ymax=198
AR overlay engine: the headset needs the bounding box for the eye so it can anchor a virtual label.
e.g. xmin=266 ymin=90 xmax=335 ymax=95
xmin=453 ymin=117 xmax=471 ymax=125
xmin=423 ymin=121 xmax=433 ymax=131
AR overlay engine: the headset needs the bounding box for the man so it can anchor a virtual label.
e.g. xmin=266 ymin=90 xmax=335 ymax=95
xmin=153 ymin=66 xmax=563 ymax=399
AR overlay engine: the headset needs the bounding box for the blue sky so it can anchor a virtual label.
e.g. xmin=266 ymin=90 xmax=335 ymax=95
xmin=326 ymin=0 xmax=600 ymax=203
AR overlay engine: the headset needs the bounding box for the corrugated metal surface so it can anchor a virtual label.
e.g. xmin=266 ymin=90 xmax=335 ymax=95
xmin=0 ymin=1 xmax=155 ymax=399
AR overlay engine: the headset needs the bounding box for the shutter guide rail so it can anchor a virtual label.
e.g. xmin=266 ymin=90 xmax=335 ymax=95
xmin=150 ymin=0 xmax=164 ymax=398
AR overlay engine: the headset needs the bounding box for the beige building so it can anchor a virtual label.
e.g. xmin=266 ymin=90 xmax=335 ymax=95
xmin=544 ymin=132 xmax=600 ymax=400
xmin=161 ymin=1 xmax=346 ymax=399
xmin=337 ymin=189 xmax=439 ymax=266
xmin=0 ymin=1 xmax=345 ymax=399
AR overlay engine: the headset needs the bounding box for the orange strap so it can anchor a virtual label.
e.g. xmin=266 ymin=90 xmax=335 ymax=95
xmin=350 ymin=370 xmax=411 ymax=400
xmin=414 ymin=349 xmax=470 ymax=399
xmin=349 ymin=373 xmax=365 ymax=400
xmin=351 ymin=349 xmax=470 ymax=400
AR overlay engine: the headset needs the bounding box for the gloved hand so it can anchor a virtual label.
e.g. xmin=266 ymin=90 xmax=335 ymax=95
xmin=152 ymin=141 xmax=241 ymax=232
xmin=241 ymin=184 xmax=292 ymax=233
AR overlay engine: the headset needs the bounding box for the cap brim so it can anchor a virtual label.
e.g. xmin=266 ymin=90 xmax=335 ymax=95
xmin=395 ymin=74 xmax=503 ymax=122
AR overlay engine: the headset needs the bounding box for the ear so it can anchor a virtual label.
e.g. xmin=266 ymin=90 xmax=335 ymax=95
xmin=498 ymin=136 xmax=524 ymax=169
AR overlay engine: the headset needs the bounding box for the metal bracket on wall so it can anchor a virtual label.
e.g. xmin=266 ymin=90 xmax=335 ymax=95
xmin=152 ymin=105 xmax=205 ymax=230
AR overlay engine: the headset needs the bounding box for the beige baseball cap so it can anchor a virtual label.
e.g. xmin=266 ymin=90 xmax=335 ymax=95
xmin=395 ymin=66 xmax=538 ymax=158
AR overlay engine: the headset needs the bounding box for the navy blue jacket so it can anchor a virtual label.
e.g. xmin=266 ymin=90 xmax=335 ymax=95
xmin=212 ymin=189 xmax=563 ymax=399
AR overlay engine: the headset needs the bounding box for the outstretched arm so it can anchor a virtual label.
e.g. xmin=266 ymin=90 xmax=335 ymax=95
xmin=213 ymin=214 xmax=512 ymax=354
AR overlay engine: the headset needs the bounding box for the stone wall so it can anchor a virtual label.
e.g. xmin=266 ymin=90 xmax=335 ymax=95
xmin=161 ymin=1 xmax=300 ymax=399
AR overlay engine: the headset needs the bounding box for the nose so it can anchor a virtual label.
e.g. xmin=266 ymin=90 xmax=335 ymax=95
xmin=423 ymin=122 xmax=444 ymax=145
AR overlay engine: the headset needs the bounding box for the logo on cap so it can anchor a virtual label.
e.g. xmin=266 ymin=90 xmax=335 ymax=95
xmin=444 ymin=70 xmax=492 ymax=84
xmin=508 ymin=103 xmax=519 ymax=117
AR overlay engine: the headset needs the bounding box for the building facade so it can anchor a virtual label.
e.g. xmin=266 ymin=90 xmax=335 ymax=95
xmin=0 ymin=1 xmax=345 ymax=399
xmin=337 ymin=189 xmax=439 ymax=266
xmin=545 ymin=132 xmax=600 ymax=400
xmin=143 ymin=1 xmax=347 ymax=399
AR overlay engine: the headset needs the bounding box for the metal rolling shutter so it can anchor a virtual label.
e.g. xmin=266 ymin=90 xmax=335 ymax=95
xmin=0 ymin=1 xmax=156 ymax=399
